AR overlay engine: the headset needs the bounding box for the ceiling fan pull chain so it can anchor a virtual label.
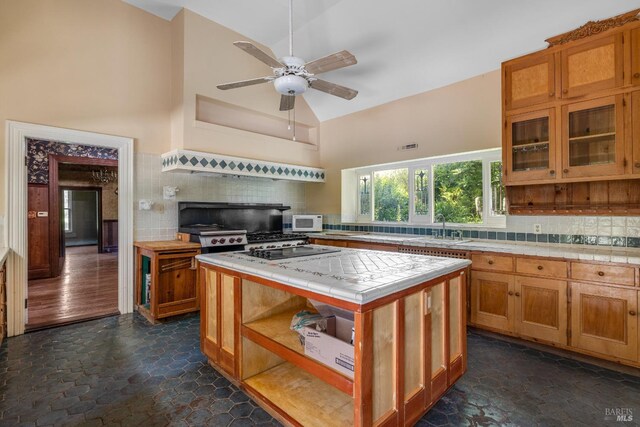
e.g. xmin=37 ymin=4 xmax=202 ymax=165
xmin=288 ymin=109 xmax=292 ymax=130
xmin=289 ymin=0 xmax=293 ymax=56
xmin=293 ymin=105 xmax=296 ymax=141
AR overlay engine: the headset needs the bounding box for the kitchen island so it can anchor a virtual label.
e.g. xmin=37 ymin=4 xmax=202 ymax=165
xmin=197 ymin=246 xmax=471 ymax=426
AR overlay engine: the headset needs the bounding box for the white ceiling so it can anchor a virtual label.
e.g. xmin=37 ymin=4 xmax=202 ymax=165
xmin=123 ymin=0 xmax=640 ymax=121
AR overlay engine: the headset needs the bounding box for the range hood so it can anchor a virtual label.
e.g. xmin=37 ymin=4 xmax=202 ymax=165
xmin=161 ymin=149 xmax=325 ymax=183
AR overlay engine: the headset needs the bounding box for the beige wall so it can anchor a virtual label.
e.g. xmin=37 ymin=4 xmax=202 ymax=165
xmin=306 ymin=71 xmax=502 ymax=214
xmin=174 ymin=10 xmax=321 ymax=166
xmin=0 ymin=0 xmax=173 ymax=215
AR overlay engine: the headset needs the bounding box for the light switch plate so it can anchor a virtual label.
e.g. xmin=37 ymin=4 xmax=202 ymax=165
xmin=533 ymin=224 xmax=542 ymax=234
xmin=139 ymin=200 xmax=153 ymax=211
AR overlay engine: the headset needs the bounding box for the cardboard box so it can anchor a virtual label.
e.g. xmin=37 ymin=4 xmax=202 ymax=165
xmin=303 ymin=315 xmax=355 ymax=378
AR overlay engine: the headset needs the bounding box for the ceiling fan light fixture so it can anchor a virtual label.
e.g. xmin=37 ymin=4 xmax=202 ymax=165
xmin=274 ymin=75 xmax=308 ymax=96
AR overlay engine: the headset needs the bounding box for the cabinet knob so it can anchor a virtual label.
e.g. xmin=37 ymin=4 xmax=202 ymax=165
xmin=515 ymin=292 xmax=521 ymax=297
xmin=549 ymin=170 xmax=555 ymax=175
xmin=563 ymin=169 xmax=569 ymax=174
xmin=634 ymin=73 xmax=640 ymax=79
xmin=562 ymin=89 xmax=568 ymax=94
xmin=635 ymin=163 xmax=640 ymax=169
xmin=537 ymin=265 xmax=544 ymax=270
xmin=488 ymin=260 xmax=494 ymax=265
xmin=630 ymin=310 xmax=637 ymax=316
xmin=508 ymin=291 xmax=514 ymax=296
xmin=597 ymin=271 xmax=605 ymax=277
xmin=549 ymin=92 xmax=555 ymax=97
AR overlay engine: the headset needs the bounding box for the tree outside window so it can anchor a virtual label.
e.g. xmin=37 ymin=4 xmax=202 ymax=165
xmin=374 ymin=169 xmax=409 ymax=222
xmin=433 ymin=161 xmax=483 ymax=224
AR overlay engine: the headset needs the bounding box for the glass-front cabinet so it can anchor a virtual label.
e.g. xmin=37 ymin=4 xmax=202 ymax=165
xmin=562 ymin=95 xmax=624 ymax=178
xmin=505 ymin=108 xmax=557 ymax=183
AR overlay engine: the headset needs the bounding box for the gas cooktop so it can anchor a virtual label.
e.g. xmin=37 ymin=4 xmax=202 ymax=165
xmin=246 ymin=231 xmax=309 ymax=243
xmin=243 ymin=245 xmax=340 ymax=260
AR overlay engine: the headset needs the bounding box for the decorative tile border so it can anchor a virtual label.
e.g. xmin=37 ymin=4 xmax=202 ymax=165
xmin=322 ymin=223 xmax=640 ymax=248
xmin=161 ymin=149 xmax=325 ymax=183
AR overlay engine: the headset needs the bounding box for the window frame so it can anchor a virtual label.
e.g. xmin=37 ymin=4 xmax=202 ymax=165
xmin=63 ymin=189 xmax=73 ymax=233
xmin=351 ymin=148 xmax=505 ymax=227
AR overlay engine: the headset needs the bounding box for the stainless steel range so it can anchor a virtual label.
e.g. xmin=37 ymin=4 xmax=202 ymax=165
xmin=178 ymin=202 xmax=309 ymax=253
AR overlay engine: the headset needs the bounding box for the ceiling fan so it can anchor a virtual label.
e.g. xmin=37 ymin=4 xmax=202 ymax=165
xmin=217 ymin=0 xmax=358 ymax=112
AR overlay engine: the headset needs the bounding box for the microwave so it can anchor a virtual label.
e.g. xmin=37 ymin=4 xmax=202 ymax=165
xmin=292 ymin=215 xmax=323 ymax=232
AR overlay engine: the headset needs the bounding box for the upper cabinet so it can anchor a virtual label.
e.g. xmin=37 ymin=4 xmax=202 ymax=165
xmin=505 ymin=108 xmax=556 ymax=182
xmin=502 ymin=9 xmax=640 ymax=191
xmin=562 ymin=95 xmax=625 ymax=178
xmin=561 ymin=35 xmax=623 ymax=99
xmin=504 ymin=55 xmax=555 ymax=110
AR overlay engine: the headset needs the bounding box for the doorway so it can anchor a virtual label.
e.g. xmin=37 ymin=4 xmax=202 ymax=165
xmin=26 ymin=154 xmax=120 ymax=330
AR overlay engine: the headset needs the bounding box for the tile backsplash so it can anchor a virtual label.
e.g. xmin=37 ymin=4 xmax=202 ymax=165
xmin=134 ymin=153 xmax=306 ymax=241
xmin=320 ymin=214 xmax=640 ymax=248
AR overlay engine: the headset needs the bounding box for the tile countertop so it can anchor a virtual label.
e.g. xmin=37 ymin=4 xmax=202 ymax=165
xmin=308 ymin=233 xmax=640 ymax=265
xmin=197 ymin=247 xmax=471 ymax=305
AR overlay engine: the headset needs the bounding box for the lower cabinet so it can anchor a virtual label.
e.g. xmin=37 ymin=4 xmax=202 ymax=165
xmin=471 ymin=271 xmax=568 ymax=345
xmin=200 ymin=267 xmax=239 ymax=376
xmin=570 ymin=282 xmax=638 ymax=361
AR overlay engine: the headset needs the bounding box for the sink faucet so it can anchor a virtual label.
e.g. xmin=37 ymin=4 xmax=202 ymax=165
xmin=434 ymin=213 xmax=446 ymax=239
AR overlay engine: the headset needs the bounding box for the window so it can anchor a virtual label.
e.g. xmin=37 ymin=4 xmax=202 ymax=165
xmin=63 ymin=190 xmax=72 ymax=232
xmin=434 ymin=160 xmax=483 ymax=224
xmin=374 ymin=169 xmax=408 ymax=222
xmin=413 ymin=169 xmax=429 ymax=216
xmin=343 ymin=148 xmax=505 ymax=227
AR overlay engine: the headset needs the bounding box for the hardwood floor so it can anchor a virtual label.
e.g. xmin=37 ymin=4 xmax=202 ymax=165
xmin=26 ymin=245 xmax=119 ymax=330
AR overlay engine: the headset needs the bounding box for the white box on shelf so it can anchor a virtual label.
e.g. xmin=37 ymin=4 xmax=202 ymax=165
xmin=303 ymin=315 xmax=355 ymax=378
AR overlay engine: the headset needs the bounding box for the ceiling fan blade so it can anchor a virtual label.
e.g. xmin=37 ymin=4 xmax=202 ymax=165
xmin=217 ymin=77 xmax=273 ymax=90
xmin=234 ymin=41 xmax=283 ymax=68
xmin=279 ymin=95 xmax=295 ymax=111
xmin=310 ymin=79 xmax=358 ymax=100
xmin=305 ymin=50 xmax=357 ymax=75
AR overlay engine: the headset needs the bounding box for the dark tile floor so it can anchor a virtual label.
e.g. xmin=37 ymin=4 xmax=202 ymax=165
xmin=0 ymin=313 xmax=638 ymax=426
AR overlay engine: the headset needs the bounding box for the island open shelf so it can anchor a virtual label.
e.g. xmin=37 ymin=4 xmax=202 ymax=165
xmin=197 ymin=248 xmax=470 ymax=426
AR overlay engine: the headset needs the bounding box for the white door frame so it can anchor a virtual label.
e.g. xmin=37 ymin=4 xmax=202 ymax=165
xmin=4 ymin=121 xmax=134 ymax=336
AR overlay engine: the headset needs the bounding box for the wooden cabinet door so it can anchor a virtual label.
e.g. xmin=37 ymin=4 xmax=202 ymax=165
xmin=28 ymin=184 xmax=51 ymax=279
xmin=561 ymin=34 xmax=623 ymax=98
xmin=632 ymin=28 xmax=640 ymax=87
xmin=562 ymin=95 xmax=625 ymax=178
xmin=201 ymin=267 xmax=220 ymax=362
xmin=633 ymin=91 xmax=640 ymax=174
xmin=470 ymin=271 xmax=514 ymax=332
xmin=514 ymin=277 xmax=567 ymax=345
xmin=570 ymin=283 xmax=638 ymax=361
xmin=504 ymin=54 xmax=555 ymax=110
xmin=504 ymin=108 xmax=557 ymax=183
xmin=156 ymin=251 xmax=199 ymax=318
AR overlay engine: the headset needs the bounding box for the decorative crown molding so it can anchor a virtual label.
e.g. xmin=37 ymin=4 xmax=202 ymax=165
xmin=546 ymin=9 xmax=640 ymax=47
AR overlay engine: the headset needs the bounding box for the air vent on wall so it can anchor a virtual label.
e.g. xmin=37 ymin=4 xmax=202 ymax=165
xmin=398 ymin=143 xmax=418 ymax=151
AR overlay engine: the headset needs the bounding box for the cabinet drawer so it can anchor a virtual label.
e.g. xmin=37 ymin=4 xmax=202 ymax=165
xmin=516 ymin=258 xmax=567 ymax=278
xmin=471 ymin=254 xmax=513 ymax=272
xmin=570 ymin=262 xmax=636 ymax=286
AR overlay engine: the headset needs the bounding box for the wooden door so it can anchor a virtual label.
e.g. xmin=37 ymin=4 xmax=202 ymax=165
xmin=504 ymin=53 xmax=555 ymax=110
xmin=201 ymin=267 xmax=220 ymax=363
xmin=504 ymin=108 xmax=557 ymax=183
xmin=448 ymin=276 xmax=466 ymax=385
xmin=156 ymin=251 xmax=199 ymax=318
xmin=514 ymin=277 xmax=567 ymax=345
xmin=562 ymin=95 xmax=625 ymax=178
xmin=470 ymin=271 xmax=514 ymax=332
xmin=561 ymin=34 xmax=623 ymax=98
xmin=403 ymin=290 xmax=428 ymax=424
xmin=570 ymin=282 xmax=638 ymax=361
xmin=631 ymin=28 xmax=640 ymax=87
xmin=633 ymin=91 xmax=640 ymax=174
xmin=28 ymin=184 xmax=51 ymax=279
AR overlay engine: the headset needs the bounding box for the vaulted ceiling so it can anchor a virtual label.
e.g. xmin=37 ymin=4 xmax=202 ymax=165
xmin=123 ymin=0 xmax=640 ymax=121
